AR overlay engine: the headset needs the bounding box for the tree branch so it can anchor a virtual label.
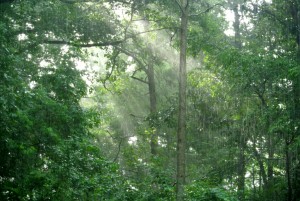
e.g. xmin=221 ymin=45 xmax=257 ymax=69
xmin=43 ymin=39 xmax=124 ymax=47
xmin=131 ymin=75 xmax=148 ymax=84
xmin=43 ymin=27 xmax=175 ymax=47
xmin=113 ymin=46 xmax=148 ymax=73
xmin=189 ymin=3 xmax=223 ymax=17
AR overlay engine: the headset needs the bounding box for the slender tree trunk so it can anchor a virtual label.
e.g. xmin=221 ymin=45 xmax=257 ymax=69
xmin=233 ymin=4 xmax=245 ymax=200
xmin=252 ymin=165 xmax=257 ymax=200
xmin=233 ymin=4 xmax=242 ymax=49
xmin=253 ymin=144 xmax=267 ymax=185
xmin=267 ymin=134 xmax=274 ymax=180
xmin=237 ymin=130 xmax=246 ymax=201
xmin=285 ymin=139 xmax=292 ymax=201
xmin=289 ymin=2 xmax=300 ymax=200
xmin=176 ymin=0 xmax=188 ymax=200
xmin=264 ymin=110 xmax=273 ymax=188
xmin=148 ymin=62 xmax=158 ymax=156
xmin=259 ymin=96 xmax=274 ymax=194
xmin=141 ymin=5 xmax=159 ymax=156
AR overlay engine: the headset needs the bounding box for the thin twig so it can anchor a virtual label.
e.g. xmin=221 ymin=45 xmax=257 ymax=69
xmin=131 ymin=75 xmax=148 ymax=84
xmin=189 ymin=3 xmax=223 ymax=17
xmin=175 ymin=0 xmax=184 ymax=13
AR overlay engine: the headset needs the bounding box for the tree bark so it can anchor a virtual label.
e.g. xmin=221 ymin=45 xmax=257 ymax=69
xmin=267 ymin=133 xmax=274 ymax=181
xmin=289 ymin=2 xmax=300 ymax=200
xmin=148 ymin=61 xmax=158 ymax=156
xmin=237 ymin=131 xmax=246 ymax=201
xmin=233 ymin=4 xmax=242 ymax=49
xmin=176 ymin=0 xmax=188 ymax=200
xmin=253 ymin=144 xmax=267 ymax=186
xmin=285 ymin=139 xmax=292 ymax=201
xmin=233 ymin=4 xmax=245 ymax=200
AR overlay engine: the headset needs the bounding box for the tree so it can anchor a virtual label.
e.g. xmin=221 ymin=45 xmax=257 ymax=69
xmin=0 ymin=0 xmax=131 ymax=200
xmin=3 ymin=0 xmax=300 ymax=200
xmin=176 ymin=0 xmax=189 ymax=200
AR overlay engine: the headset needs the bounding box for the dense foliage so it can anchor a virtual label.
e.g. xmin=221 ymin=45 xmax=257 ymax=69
xmin=1 ymin=0 xmax=300 ymax=200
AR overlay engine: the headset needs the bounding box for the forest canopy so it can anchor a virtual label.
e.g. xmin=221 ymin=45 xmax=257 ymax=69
xmin=1 ymin=0 xmax=300 ymax=200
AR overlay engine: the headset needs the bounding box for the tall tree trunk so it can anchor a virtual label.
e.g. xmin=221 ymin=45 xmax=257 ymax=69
xmin=233 ymin=4 xmax=241 ymax=49
xmin=237 ymin=129 xmax=246 ymax=201
xmin=253 ymin=142 xmax=267 ymax=186
xmin=148 ymin=62 xmax=158 ymax=156
xmin=289 ymin=1 xmax=300 ymax=200
xmin=285 ymin=139 xmax=292 ymax=201
xmin=260 ymin=95 xmax=274 ymax=193
xmin=141 ymin=5 xmax=159 ymax=156
xmin=267 ymin=133 xmax=274 ymax=181
xmin=233 ymin=4 xmax=245 ymax=200
xmin=176 ymin=0 xmax=188 ymax=200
